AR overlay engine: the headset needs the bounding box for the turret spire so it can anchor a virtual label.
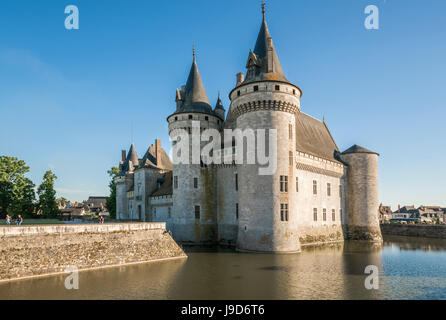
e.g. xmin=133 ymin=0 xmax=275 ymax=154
xmin=242 ymin=1 xmax=289 ymax=84
xmin=176 ymin=47 xmax=212 ymax=114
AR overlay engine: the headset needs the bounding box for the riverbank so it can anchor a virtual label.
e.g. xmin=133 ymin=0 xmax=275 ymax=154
xmin=381 ymin=223 xmax=446 ymax=239
xmin=0 ymin=223 xmax=186 ymax=282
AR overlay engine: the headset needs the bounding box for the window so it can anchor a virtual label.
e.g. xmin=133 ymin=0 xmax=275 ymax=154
xmin=332 ymin=209 xmax=335 ymax=221
xmin=293 ymin=89 xmax=296 ymax=95
xmin=323 ymin=208 xmax=327 ymax=221
xmin=235 ymin=173 xmax=238 ymax=191
xmin=188 ymin=115 xmax=193 ymax=120
xmin=195 ymin=206 xmax=200 ymax=220
xmin=194 ymin=177 xmax=198 ymax=189
xmin=168 ymin=207 xmax=171 ymax=219
xmin=289 ymin=124 xmax=293 ymax=139
xmin=289 ymin=151 xmax=293 ymax=166
xmin=280 ymin=203 xmax=289 ymax=221
xmin=280 ymin=176 xmax=288 ymax=192
xmin=237 ymin=90 xmax=241 ymax=96
xmin=174 ymin=176 xmax=178 ymax=189
xmin=275 ymin=85 xmax=280 ymax=91
xmin=327 ymin=183 xmax=331 ymax=197
xmin=313 ymin=208 xmax=318 ymax=221
xmin=205 ymin=116 xmax=209 ymax=121
xmin=339 ymin=185 xmax=342 ymax=198
xmin=340 ymin=209 xmax=343 ymax=221
xmin=313 ymin=180 xmax=317 ymax=195
xmin=236 ymin=203 xmax=239 ymax=220
xmin=175 ymin=116 xmax=178 ymax=121
xmin=153 ymin=207 xmax=156 ymax=218
xmin=296 ymin=177 xmax=299 ymax=192
xmin=254 ymin=85 xmax=259 ymax=91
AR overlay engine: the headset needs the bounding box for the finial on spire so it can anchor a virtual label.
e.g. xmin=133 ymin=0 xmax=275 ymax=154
xmin=193 ymin=42 xmax=196 ymax=61
xmin=262 ymin=0 xmax=266 ymax=18
xmin=218 ymin=90 xmax=221 ymax=99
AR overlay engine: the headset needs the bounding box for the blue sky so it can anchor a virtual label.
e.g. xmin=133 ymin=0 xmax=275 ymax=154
xmin=0 ymin=0 xmax=445 ymax=209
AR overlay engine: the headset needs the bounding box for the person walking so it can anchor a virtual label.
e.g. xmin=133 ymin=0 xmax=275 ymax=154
xmin=5 ymin=214 xmax=11 ymax=225
xmin=16 ymin=214 xmax=23 ymax=226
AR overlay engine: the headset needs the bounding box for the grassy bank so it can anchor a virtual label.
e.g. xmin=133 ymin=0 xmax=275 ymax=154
xmin=0 ymin=219 xmax=64 ymax=226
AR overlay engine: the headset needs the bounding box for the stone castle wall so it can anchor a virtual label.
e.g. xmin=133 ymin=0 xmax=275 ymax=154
xmin=0 ymin=223 xmax=186 ymax=282
xmin=339 ymin=152 xmax=382 ymax=242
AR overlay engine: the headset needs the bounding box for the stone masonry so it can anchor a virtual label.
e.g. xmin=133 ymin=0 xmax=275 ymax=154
xmin=0 ymin=223 xmax=186 ymax=282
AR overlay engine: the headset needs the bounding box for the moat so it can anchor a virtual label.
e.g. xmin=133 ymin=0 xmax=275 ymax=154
xmin=1 ymin=236 xmax=446 ymax=300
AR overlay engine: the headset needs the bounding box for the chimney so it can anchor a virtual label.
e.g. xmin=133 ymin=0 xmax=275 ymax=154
xmin=236 ymin=72 xmax=244 ymax=86
xmin=155 ymin=139 xmax=161 ymax=166
xmin=121 ymin=150 xmax=126 ymax=162
xmin=398 ymin=204 xmax=401 ymax=213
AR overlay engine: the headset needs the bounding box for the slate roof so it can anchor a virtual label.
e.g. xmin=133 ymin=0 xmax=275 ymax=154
xmin=295 ymin=112 xmax=340 ymax=162
xmin=341 ymin=144 xmax=379 ymax=156
xmin=173 ymin=52 xmax=215 ymax=116
xmin=241 ymin=4 xmax=290 ymax=85
xmin=151 ymin=171 xmax=173 ymax=197
xmin=214 ymin=92 xmax=225 ymax=110
xmin=119 ymin=143 xmax=139 ymax=175
xmin=140 ymin=143 xmax=172 ymax=170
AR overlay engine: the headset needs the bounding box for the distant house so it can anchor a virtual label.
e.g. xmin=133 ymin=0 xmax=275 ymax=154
xmin=392 ymin=205 xmax=444 ymax=223
xmin=60 ymin=207 xmax=85 ymax=221
xmin=85 ymin=196 xmax=107 ymax=214
xmin=379 ymin=204 xmax=393 ymax=221
xmin=418 ymin=206 xmax=444 ymax=223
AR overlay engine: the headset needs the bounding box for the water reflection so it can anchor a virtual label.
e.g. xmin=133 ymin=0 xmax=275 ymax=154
xmin=1 ymin=236 xmax=446 ymax=300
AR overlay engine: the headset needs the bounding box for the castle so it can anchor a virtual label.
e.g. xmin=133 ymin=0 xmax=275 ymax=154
xmin=115 ymin=4 xmax=382 ymax=252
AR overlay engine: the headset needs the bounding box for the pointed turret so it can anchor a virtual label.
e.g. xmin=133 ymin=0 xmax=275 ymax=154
xmin=128 ymin=143 xmax=139 ymax=166
xmin=243 ymin=1 xmax=288 ymax=84
xmin=119 ymin=143 xmax=139 ymax=174
xmin=214 ymin=91 xmax=225 ymax=120
xmin=176 ymin=48 xmax=213 ymax=114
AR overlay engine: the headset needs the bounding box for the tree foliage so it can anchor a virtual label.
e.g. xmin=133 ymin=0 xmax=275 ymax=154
xmin=0 ymin=156 xmax=36 ymax=218
xmin=37 ymin=170 xmax=60 ymax=218
xmin=106 ymin=167 xmax=119 ymax=219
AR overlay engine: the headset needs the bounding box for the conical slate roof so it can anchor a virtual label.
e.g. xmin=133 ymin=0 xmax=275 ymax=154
xmin=179 ymin=52 xmax=213 ymax=114
xmin=127 ymin=143 xmax=139 ymax=166
xmin=341 ymin=144 xmax=379 ymax=156
xmin=243 ymin=3 xmax=289 ymax=84
xmin=214 ymin=92 xmax=224 ymax=110
xmin=120 ymin=143 xmax=139 ymax=174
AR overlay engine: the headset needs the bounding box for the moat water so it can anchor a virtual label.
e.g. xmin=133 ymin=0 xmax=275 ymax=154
xmin=1 ymin=236 xmax=446 ymax=300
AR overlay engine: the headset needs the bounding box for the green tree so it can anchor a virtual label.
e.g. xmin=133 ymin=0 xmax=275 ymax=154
xmin=11 ymin=178 xmax=36 ymax=218
xmin=0 ymin=156 xmax=36 ymax=218
xmin=106 ymin=167 xmax=119 ymax=219
xmin=0 ymin=181 xmax=14 ymax=217
xmin=37 ymin=170 xmax=60 ymax=218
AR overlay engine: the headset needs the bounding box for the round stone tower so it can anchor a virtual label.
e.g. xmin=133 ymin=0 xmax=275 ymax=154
xmin=167 ymin=50 xmax=224 ymax=244
xmin=229 ymin=4 xmax=302 ymax=252
xmin=338 ymin=145 xmax=382 ymax=242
